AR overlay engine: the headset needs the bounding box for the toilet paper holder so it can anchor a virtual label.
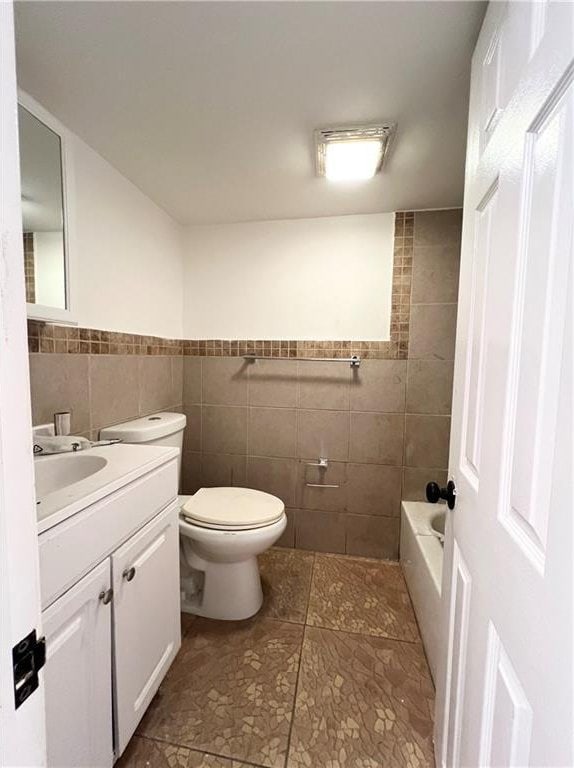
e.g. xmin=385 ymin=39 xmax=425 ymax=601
xmin=306 ymin=457 xmax=329 ymax=469
xmin=305 ymin=457 xmax=340 ymax=489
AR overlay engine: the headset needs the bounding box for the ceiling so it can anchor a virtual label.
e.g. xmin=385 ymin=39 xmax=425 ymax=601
xmin=15 ymin=1 xmax=486 ymax=226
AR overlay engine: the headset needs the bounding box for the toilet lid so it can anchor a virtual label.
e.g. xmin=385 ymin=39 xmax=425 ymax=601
xmin=181 ymin=487 xmax=284 ymax=529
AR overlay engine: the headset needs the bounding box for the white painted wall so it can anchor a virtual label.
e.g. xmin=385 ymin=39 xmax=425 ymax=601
xmin=70 ymin=134 xmax=183 ymax=337
xmin=24 ymin=97 xmax=396 ymax=342
xmin=182 ymin=213 xmax=394 ymax=340
xmin=33 ymin=231 xmax=65 ymax=309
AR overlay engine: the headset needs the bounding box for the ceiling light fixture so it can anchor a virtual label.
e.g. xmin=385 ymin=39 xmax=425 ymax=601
xmin=315 ymin=123 xmax=396 ymax=182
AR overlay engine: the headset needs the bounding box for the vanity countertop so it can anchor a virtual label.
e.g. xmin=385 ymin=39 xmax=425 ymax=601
xmin=35 ymin=443 xmax=179 ymax=534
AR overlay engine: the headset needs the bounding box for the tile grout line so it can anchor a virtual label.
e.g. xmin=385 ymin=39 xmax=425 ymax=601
xmin=87 ymin=354 xmax=93 ymax=438
xmin=304 ymin=551 xmax=316 ymax=626
xmin=253 ymin=614 xmax=308 ymax=629
xmin=303 ymin=618 xmax=423 ymax=647
xmin=294 ymin=361 xmax=301 ymax=521
xmin=199 ymin=358 xmax=203 ymax=483
xmin=198 ymin=401 xmax=454 ymax=415
xmin=246 ymin=360 xmax=251 ymax=462
xmin=282 ymin=551 xmax=316 ymax=768
xmin=137 ymin=733 xmax=270 ymax=768
xmin=346 ymin=371 xmax=353 ymax=537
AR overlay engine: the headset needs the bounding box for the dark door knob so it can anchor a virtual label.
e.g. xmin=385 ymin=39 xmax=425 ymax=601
xmin=426 ymin=480 xmax=456 ymax=510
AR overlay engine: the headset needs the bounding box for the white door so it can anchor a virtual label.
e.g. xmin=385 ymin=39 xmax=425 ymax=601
xmin=111 ymin=502 xmax=181 ymax=757
xmin=435 ymin=2 xmax=574 ymax=767
xmin=0 ymin=3 xmax=47 ymax=766
xmin=42 ymin=560 xmax=114 ymax=768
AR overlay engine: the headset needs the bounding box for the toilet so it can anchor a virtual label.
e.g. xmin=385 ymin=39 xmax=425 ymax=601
xmin=100 ymin=412 xmax=287 ymax=621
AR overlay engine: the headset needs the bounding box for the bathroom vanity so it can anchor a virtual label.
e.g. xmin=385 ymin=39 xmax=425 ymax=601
xmin=36 ymin=444 xmax=181 ymax=767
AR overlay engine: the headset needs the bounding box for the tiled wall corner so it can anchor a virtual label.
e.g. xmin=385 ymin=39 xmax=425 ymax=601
xmin=402 ymin=209 xmax=462 ymax=502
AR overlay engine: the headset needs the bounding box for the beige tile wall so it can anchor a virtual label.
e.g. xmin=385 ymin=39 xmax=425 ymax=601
xmin=28 ymin=353 xmax=183 ymax=439
xmin=181 ymin=357 xmax=399 ymax=558
xmin=403 ymin=208 xmax=461 ymax=501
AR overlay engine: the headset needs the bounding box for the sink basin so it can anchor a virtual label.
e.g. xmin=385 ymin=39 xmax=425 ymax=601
xmin=35 ymin=454 xmax=108 ymax=498
xmin=34 ymin=443 xmax=180 ymax=533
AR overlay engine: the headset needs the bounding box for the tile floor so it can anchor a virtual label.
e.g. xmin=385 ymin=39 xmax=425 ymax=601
xmin=118 ymin=549 xmax=435 ymax=768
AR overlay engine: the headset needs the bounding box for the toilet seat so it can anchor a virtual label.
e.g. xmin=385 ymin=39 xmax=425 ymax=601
xmin=181 ymin=487 xmax=284 ymax=531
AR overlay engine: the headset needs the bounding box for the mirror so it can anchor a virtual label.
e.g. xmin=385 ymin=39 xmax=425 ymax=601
xmin=18 ymin=102 xmax=69 ymax=318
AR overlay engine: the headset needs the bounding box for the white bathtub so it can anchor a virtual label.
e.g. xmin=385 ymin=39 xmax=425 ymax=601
xmin=400 ymin=501 xmax=446 ymax=683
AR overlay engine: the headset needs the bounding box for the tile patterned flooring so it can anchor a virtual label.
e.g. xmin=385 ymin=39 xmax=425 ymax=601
xmin=118 ymin=549 xmax=435 ymax=768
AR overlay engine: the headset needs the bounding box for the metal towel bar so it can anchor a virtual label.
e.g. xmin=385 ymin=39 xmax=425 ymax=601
xmin=244 ymin=354 xmax=360 ymax=368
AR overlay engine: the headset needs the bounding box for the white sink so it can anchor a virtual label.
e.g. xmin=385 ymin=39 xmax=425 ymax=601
xmin=34 ymin=443 xmax=179 ymax=531
xmin=35 ymin=453 xmax=108 ymax=497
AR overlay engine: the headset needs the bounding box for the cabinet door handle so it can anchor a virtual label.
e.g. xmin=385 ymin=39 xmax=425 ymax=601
xmin=122 ymin=566 xmax=136 ymax=582
xmin=99 ymin=588 xmax=113 ymax=605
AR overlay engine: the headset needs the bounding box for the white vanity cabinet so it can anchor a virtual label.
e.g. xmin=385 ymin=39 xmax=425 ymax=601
xmin=112 ymin=504 xmax=180 ymax=755
xmin=39 ymin=451 xmax=181 ymax=767
xmin=43 ymin=559 xmax=114 ymax=768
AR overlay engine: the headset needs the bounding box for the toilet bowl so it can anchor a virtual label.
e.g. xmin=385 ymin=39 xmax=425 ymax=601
xmin=100 ymin=413 xmax=286 ymax=621
xmin=179 ymin=488 xmax=286 ymax=620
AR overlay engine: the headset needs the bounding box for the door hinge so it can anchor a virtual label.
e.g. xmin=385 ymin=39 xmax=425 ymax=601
xmin=12 ymin=629 xmax=46 ymax=709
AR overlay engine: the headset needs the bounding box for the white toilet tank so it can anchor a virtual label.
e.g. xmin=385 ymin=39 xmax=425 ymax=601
xmin=100 ymin=412 xmax=187 ymax=485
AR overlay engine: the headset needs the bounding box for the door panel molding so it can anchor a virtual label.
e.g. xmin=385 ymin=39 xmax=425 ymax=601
xmin=440 ymin=542 xmax=471 ymax=768
xmin=499 ymin=71 xmax=574 ymax=573
xmin=480 ymin=621 xmax=533 ymax=767
xmin=460 ymin=179 xmax=498 ymax=489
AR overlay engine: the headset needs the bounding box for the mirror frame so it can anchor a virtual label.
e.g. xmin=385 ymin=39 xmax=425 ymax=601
xmin=19 ymin=90 xmax=77 ymax=326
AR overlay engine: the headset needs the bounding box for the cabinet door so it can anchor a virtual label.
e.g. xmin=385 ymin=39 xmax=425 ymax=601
xmin=42 ymin=559 xmax=114 ymax=768
xmin=112 ymin=502 xmax=181 ymax=756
